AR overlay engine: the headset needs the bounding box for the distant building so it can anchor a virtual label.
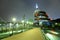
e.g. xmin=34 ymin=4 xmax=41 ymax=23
xmin=51 ymin=18 xmax=60 ymax=29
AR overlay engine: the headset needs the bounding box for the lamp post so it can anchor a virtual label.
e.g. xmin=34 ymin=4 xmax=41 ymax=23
xmin=21 ymin=20 xmax=25 ymax=28
xmin=22 ymin=14 xmax=26 ymax=28
xmin=12 ymin=18 xmax=16 ymax=35
xmin=9 ymin=23 xmax=12 ymax=28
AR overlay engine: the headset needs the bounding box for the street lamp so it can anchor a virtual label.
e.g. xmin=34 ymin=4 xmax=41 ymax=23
xmin=9 ymin=23 xmax=12 ymax=28
xmin=21 ymin=20 xmax=25 ymax=28
xmin=11 ymin=18 xmax=16 ymax=35
xmin=26 ymin=21 xmax=29 ymax=24
xmin=16 ymin=23 xmax=19 ymax=27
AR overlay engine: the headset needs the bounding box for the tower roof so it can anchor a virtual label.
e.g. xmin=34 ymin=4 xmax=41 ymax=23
xmin=36 ymin=3 xmax=38 ymax=9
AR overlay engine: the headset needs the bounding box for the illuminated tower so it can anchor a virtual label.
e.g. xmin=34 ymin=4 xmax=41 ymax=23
xmin=34 ymin=3 xmax=39 ymax=26
xmin=34 ymin=3 xmax=51 ymax=27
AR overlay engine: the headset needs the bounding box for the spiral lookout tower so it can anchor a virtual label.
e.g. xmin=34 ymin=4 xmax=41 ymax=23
xmin=34 ymin=3 xmax=52 ymax=27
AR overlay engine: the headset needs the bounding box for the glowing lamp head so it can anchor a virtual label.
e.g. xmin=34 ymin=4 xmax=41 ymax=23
xmin=12 ymin=18 xmax=16 ymax=22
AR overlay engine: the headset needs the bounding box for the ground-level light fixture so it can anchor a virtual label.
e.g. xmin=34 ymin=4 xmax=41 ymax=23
xmin=9 ymin=23 xmax=12 ymax=28
xmin=21 ymin=20 xmax=24 ymax=23
xmin=55 ymin=23 xmax=58 ymax=25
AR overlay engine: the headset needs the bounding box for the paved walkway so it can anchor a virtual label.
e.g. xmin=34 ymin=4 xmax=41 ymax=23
xmin=2 ymin=28 xmax=46 ymax=40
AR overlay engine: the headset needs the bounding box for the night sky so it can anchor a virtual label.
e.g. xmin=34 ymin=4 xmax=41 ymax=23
xmin=0 ymin=0 xmax=60 ymax=21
